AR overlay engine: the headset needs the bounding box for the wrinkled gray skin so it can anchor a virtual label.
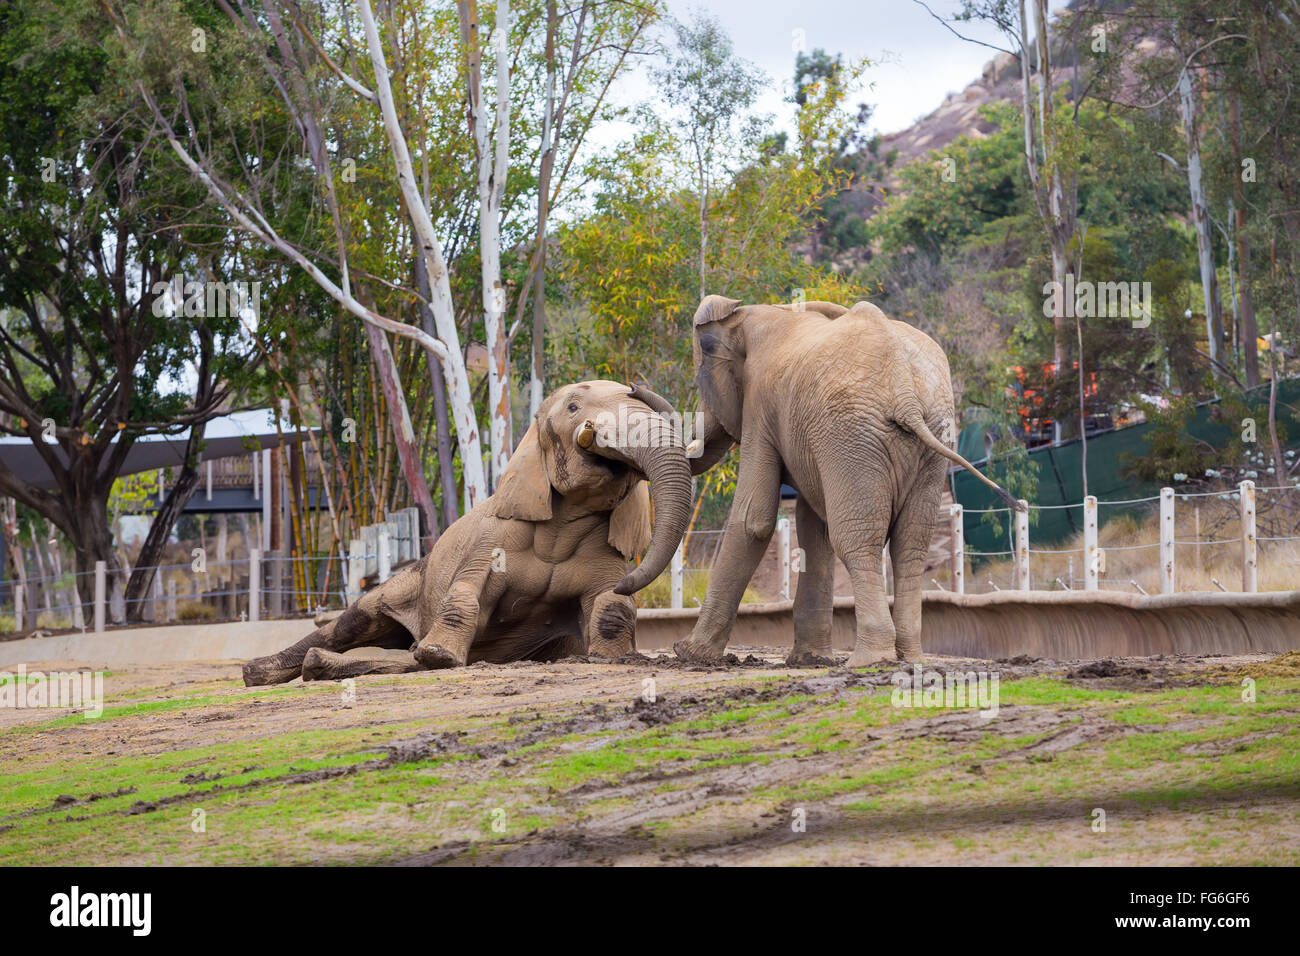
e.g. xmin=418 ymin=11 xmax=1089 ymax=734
xmin=675 ymin=297 xmax=1021 ymax=666
xmin=243 ymin=381 xmax=693 ymax=685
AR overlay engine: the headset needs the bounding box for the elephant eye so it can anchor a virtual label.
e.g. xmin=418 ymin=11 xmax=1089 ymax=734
xmin=567 ymin=402 xmax=579 ymax=413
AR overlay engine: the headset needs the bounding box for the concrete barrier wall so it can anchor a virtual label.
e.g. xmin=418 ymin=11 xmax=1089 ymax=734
xmin=4 ymin=590 xmax=1299 ymax=668
xmin=637 ymin=590 xmax=1300 ymax=658
xmin=0 ymin=620 xmax=308 ymax=669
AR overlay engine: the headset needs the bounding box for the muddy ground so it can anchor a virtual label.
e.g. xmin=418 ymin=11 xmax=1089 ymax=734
xmin=2 ymin=648 xmax=1298 ymax=865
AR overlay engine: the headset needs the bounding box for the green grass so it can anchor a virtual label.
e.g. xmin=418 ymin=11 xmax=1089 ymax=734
xmin=3 ymin=666 xmax=1298 ymax=865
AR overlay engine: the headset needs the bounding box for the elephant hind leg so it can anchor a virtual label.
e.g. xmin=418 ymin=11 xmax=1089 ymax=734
xmin=243 ymin=586 xmax=415 ymax=686
xmin=842 ymin=557 xmax=895 ymax=668
xmin=787 ymin=496 xmax=837 ymax=666
xmin=301 ymin=647 xmax=422 ymax=682
xmin=828 ymin=514 xmax=893 ymax=668
xmin=888 ymin=457 xmax=946 ymax=661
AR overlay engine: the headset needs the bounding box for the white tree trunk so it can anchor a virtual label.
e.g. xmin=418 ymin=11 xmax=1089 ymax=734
xmin=1178 ymin=64 xmax=1225 ymax=380
xmin=466 ymin=0 xmax=514 ymax=486
xmin=531 ymin=0 xmax=557 ymax=420
xmin=357 ymin=0 xmax=490 ymax=504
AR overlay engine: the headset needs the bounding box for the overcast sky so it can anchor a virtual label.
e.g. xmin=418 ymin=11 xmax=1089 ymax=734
xmin=631 ymin=0 xmax=1014 ymax=137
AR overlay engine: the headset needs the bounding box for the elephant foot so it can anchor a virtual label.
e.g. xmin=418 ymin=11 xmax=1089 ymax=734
xmin=242 ymin=655 xmax=303 ymax=687
xmin=846 ymin=646 xmax=896 ymax=669
xmin=785 ymin=648 xmax=840 ymax=668
xmin=673 ymin=635 xmax=728 ymax=663
xmin=895 ymin=639 xmax=923 ymax=663
xmin=414 ymin=641 xmax=463 ymax=669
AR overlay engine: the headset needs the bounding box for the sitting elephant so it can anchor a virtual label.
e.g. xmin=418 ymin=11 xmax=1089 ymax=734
xmin=242 ymin=380 xmax=693 ymax=685
xmin=675 ymin=296 xmax=1021 ymax=667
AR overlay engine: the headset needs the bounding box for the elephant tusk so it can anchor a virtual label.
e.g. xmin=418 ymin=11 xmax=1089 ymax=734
xmin=575 ymin=420 xmax=597 ymax=449
xmin=685 ymin=437 xmax=704 ymax=459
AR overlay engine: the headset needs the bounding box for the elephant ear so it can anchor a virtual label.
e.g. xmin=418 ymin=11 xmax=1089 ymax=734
xmin=490 ymin=424 xmax=553 ymax=521
xmin=607 ymin=480 xmax=651 ymax=561
xmin=693 ymin=294 xmax=741 ymax=326
xmin=692 ymin=296 xmax=746 ymax=441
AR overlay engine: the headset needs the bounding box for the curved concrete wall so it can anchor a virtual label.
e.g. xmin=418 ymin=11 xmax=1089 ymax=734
xmin=3 ymin=590 xmax=1298 ymax=668
xmin=636 ymin=590 xmax=1300 ymax=658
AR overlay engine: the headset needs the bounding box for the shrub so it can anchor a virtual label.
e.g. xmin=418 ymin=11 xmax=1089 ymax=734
xmin=177 ymin=600 xmax=215 ymax=622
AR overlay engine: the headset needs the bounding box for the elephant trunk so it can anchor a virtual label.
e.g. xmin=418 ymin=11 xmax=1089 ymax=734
xmin=607 ymin=407 xmax=694 ymax=596
xmin=688 ymin=403 xmax=736 ymax=476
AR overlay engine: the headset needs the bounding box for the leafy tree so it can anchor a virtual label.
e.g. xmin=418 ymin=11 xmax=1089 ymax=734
xmin=0 ymin=0 xmax=260 ymax=620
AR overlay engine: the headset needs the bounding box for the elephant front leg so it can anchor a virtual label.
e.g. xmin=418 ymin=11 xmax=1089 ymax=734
xmin=583 ymin=589 xmax=637 ymax=658
xmin=301 ymin=648 xmax=423 ymax=681
xmin=413 ymin=578 xmax=484 ymax=669
xmin=242 ymin=582 xmax=412 ymax=686
xmin=787 ymin=496 xmax=838 ymax=666
xmin=675 ymin=441 xmax=782 ymax=662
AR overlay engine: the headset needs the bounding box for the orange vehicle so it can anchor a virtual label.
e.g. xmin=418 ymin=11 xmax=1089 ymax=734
xmin=1009 ymin=362 xmax=1110 ymax=447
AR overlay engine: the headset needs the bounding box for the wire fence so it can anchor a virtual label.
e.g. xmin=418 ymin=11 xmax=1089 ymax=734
xmin=4 ymin=483 xmax=1297 ymax=628
xmin=662 ymin=479 xmax=1300 ymax=605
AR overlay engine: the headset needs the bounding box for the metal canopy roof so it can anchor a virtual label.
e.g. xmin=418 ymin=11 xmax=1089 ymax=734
xmin=0 ymin=409 xmax=316 ymax=491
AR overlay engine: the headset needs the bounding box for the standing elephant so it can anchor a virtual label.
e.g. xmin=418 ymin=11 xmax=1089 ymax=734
xmin=243 ymin=380 xmax=693 ymax=685
xmin=675 ymin=296 xmax=1021 ymax=666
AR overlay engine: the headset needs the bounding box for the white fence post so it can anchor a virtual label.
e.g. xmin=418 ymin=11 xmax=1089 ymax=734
xmin=1160 ymin=487 xmax=1175 ymax=595
xmin=249 ymin=549 xmax=261 ymax=623
xmin=269 ymin=550 xmax=283 ymax=618
xmin=166 ymin=579 xmax=176 ymax=622
xmin=1084 ymin=495 xmax=1100 ymax=591
xmin=205 ymin=458 xmax=212 ymax=501
xmin=670 ymin=542 xmax=683 ymax=609
xmin=252 ymin=449 xmax=260 ymax=500
xmin=361 ymin=525 xmax=378 ymax=579
xmin=14 ymin=583 xmax=23 ymax=630
xmin=152 ymin=569 xmax=163 ymax=621
xmin=93 ymin=560 xmax=106 ymax=633
xmin=1240 ymin=479 xmax=1257 ymax=593
xmin=777 ymin=517 xmax=791 ymax=600
xmin=1015 ymin=499 xmax=1030 ymax=590
xmin=261 ymin=448 xmax=272 ymax=549
xmin=949 ymin=504 xmax=964 ymax=594
xmin=347 ymin=539 xmax=365 ymax=605
xmin=377 ymin=530 xmax=392 ymax=583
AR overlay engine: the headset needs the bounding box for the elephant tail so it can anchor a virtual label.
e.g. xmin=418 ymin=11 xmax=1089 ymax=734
xmin=895 ymin=411 xmax=1026 ymax=513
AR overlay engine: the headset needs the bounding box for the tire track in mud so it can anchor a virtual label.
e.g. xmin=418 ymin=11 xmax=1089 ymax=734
xmin=393 ymin=657 xmax=1270 ymax=865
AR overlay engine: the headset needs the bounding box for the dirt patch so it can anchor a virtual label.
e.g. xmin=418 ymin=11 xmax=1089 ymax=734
xmin=1063 ymin=655 xmax=1241 ymax=690
xmin=1237 ymin=650 xmax=1300 ymax=679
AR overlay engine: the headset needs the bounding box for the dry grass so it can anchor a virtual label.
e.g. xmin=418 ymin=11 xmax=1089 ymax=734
xmin=637 ymin=567 xmax=762 ymax=609
xmin=176 ymin=600 xmax=216 ymax=622
xmin=963 ymin=489 xmax=1300 ymax=594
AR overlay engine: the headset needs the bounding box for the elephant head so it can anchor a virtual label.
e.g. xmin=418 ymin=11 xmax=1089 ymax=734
xmin=688 ymin=295 xmax=850 ymax=475
xmin=688 ymin=295 xmax=747 ymax=475
xmin=491 ymin=380 xmax=694 ymax=596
